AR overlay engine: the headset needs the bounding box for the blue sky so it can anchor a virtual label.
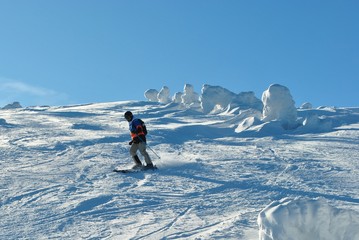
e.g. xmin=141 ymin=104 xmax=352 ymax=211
xmin=0 ymin=0 xmax=358 ymax=107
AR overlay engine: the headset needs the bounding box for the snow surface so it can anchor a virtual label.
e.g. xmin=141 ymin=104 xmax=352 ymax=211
xmin=1 ymin=84 xmax=359 ymax=239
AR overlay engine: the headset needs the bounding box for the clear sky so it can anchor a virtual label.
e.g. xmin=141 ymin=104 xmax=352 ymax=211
xmin=0 ymin=0 xmax=358 ymax=107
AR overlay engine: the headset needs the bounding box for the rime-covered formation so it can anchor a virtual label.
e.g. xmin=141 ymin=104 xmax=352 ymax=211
xmin=144 ymin=83 xmax=341 ymax=135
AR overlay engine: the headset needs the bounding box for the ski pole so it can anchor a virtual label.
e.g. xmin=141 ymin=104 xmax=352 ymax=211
xmin=146 ymin=143 xmax=161 ymax=159
xmin=138 ymin=136 xmax=161 ymax=159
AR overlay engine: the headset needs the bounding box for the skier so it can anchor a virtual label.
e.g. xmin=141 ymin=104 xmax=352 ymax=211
xmin=124 ymin=111 xmax=154 ymax=169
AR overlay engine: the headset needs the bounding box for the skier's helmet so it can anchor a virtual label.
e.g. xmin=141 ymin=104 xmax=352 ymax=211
xmin=124 ymin=111 xmax=133 ymax=121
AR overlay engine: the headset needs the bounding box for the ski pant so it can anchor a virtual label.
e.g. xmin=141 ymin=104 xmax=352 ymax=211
xmin=130 ymin=142 xmax=152 ymax=165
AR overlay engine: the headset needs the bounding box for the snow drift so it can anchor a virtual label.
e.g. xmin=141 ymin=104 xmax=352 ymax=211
xmin=258 ymin=198 xmax=359 ymax=240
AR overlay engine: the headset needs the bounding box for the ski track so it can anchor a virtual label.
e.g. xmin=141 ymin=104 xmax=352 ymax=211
xmin=1 ymin=103 xmax=358 ymax=239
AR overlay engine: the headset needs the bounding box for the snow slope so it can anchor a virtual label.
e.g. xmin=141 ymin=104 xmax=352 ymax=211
xmin=1 ymin=100 xmax=359 ymax=239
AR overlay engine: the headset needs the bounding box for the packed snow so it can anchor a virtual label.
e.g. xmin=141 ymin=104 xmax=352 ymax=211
xmin=1 ymin=83 xmax=358 ymax=239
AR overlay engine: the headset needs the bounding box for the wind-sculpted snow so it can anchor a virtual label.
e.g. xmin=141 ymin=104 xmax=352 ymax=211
xmin=144 ymin=83 xmax=263 ymax=113
xmin=262 ymin=84 xmax=298 ymax=129
xmin=0 ymin=100 xmax=358 ymax=239
xmin=258 ymin=198 xmax=359 ymax=240
xmin=144 ymin=83 xmax=356 ymax=136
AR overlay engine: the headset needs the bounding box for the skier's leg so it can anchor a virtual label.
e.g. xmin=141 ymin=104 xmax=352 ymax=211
xmin=132 ymin=155 xmax=142 ymax=168
xmin=130 ymin=144 xmax=142 ymax=167
xmin=138 ymin=142 xmax=153 ymax=166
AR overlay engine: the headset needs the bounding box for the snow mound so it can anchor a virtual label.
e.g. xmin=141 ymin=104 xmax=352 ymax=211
xmin=200 ymin=84 xmax=236 ymax=113
xmin=235 ymin=116 xmax=262 ymax=133
xmin=157 ymin=86 xmax=171 ymax=104
xmin=181 ymin=84 xmax=200 ymax=108
xmin=301 ymin=113 xmax=332 ymax=132
xmin=144 ymin=89 xmax=159 ymax=102
xmin=172 ymin=91 xmax=183 ymax=103
xmin=236 ymin=84 xmax=302 ymax=136
xmin=300 ymin=102 xmax=313 ymax=109
xmin=262 ymin=84 xmax=298 ymax=129
xmin=200 ymin=84 xmax=263 ymax=113
xmin=258 ymin=198 xmax=359 ymax=240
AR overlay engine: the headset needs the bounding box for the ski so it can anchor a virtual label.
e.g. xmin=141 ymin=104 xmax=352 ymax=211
xmin=113 ymin=165 xmax=158 ymax=173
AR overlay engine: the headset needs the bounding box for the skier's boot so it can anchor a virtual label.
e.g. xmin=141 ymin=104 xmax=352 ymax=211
xmin=144 ymin=163 xmax=154 ymax=169
xmin=132 ymin=155 xmax=143 ymax=169
xmin=142 ymin=152 xmax=154 ymax=169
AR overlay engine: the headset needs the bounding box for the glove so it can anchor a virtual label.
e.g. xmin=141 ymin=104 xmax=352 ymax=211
xmin=129 ymin=140 xmax=133 ymax=145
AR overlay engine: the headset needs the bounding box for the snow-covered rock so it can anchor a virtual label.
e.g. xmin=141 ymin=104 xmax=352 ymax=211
xmin=258 ymin=198 xmax=359 ymax=240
